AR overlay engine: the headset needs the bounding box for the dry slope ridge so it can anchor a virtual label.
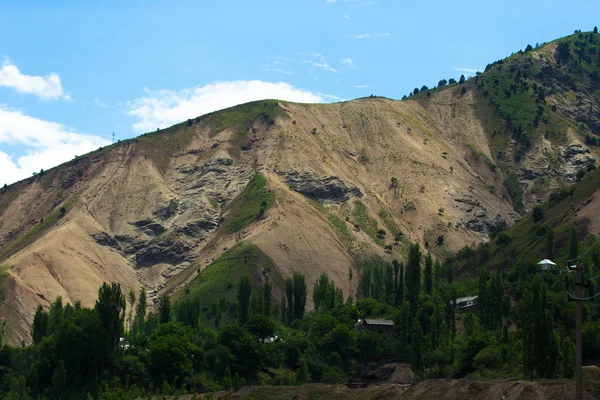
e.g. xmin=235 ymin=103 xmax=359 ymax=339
xmin=4 ymin=29 xmax=600 ymax=344
xmin=0 ymin=93 xmax=519 ymax=345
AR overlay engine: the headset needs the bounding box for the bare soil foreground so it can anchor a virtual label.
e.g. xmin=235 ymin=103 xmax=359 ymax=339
xmin=154 ymin=379 xmax=600 ymax=400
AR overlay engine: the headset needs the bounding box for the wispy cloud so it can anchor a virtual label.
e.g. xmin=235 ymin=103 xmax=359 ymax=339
xmin=354 ymin=33 xmax=391 ymax=39
xmin=264 ymin=68 xmax=293 ymax=75
xmin=453 ymin=67 xmax=480 ymax=73
xmin=344 ymin=14 xmax=351 ymax=19
xmin=0 ymin=59 xmax=69 ymax=101
xmin=0 ymin=105 xmax=109 ymax=185
xmin=93 ymin=97 xmax=107 ymax=108
xmin=125 ymin=81 xmax=339 ymax=133
xmin=302 ymin=53 xmax=338 ymax=73
xmin=354 ymin=84 xmax=369 ymax=88
xmin=341 ymin=57 xmax=357 ymax=70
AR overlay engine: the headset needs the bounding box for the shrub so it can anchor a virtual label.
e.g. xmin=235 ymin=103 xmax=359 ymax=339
xmin=436 ymin=235 xmax=444 ymax=245
xmin=496 ymin=232 xmax=512 ymax=246
xmin=532 ymin=205 xmax=544 ymax=222
xmin=449 ymin=78 xmax=456 ymax=84
xmin=59 ymin=207 xmax=66 ymax=217
xmin=576 ymin=168 xmax=587 ymax=181
xmin=461 ymin=87 xmax=467 ymax=95
xmin=311 ymin=127 xmax=317 ymax=135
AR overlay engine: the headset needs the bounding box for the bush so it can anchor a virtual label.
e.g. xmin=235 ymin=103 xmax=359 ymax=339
xmin=532 ymin=205 xmax=544 ymax=222
xmin=461 ymin=86 xmax=467 ymax=95
xmin=576 ymin=168 xmax=586 ymax=181
xmin=321 ymin=366 xmax=347 ymax=384
xmin=496 ymin=232 xmax=512 ymax=246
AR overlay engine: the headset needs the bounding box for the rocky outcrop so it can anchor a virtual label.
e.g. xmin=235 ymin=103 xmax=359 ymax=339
xmin=455 ymin=196 xmax=507 ymax=237
xmin=135 ymin=237 xmax=191 ymax=268
xmin=278 ymin=170 xmax=362 ymax=203
xmin=130 ymin=219 xmax=165 ymax=236
xmin=153 ymin=199 xmax=178 ymax=221
xmin=179 ymin=219 xmax=218 ymax=238
xmin=561 ymin=144 xmax=595 ymax=182
xmin=89 ymin=232 xmax=121 ymax=250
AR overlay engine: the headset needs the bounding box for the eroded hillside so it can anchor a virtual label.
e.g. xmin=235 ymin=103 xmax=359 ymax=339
xmin=1 ymin=32 xmax=599 ymax=345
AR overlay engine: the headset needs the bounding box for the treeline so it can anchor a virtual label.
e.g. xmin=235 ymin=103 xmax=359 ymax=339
xmin=1 ymin=234 xmax=599 ymax=398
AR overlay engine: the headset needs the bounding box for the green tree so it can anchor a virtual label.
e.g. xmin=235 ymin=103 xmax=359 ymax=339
xmin=569 ymin=227 xmax=579 ymax=261
xmin=286 ymin=277 xmax=294 ymax=324
xmin=518 ymin=276 xmax=557 ymax=378
xmin=406 ymin=243 xmax=422 ymax=316
xmin=159 ymin=294 xmax=171 ymax=324
xmin=459 ymin=74 xmax=466 ymax=84
xmin=127 ymin=288 xmax=136 ymax=332
xmin=546 ymin=228 xmax=555 ymax=260
xmin=424 ymin=253 xmax=433 ymax=295
xmin=384 ymin=263 xmax=394 ymax=303
xmin=295 ymin=355 xmax=310 ymax=384
xmin=409 ymin=318 xmax=423 ymax=370
xmin=594 ymin=26 xmax=598 ymax=34
xmin=134 ymin=287 xmax=147 ymax=335
xmin=560 ymin=337 xmax=576 ymax=378
xmin=148 ymin=322 xmax=193 ymax=386
xmin=32 ymin=305 xmax=49 ymax=344
xmin=95 ymin=282 xmax=126 ymax=369
xmin=237 ymin=275 xmax=252 ymax=325
xmin=263 ymin=277 xmax=272 ymax=317
xmin=52 ymin=359 xmax=68 ymax=400
xmin=292 ymin=273 xmax=307 ymax=320
xmin=525 ymin=44 xmax=533 ymax=52
xmin=6 ymin=376 xmax=31 ymax=400
xmin=438 ymin=79 xmax=448 ymax=87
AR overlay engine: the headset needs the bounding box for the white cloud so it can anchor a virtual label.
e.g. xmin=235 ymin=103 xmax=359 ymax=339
xmin=0 ymin=105 xmax=110 ymax=185
xmin=0 ymin=60 xmax=69 ymax=100
xmin=354 ymin=84 xmax=369 ymax=88
xmin=302 ymin=53 xmax=338 ymax=73
xmin=454 ymin=67 xmax=480 ymax=73
xmin=344 ymin=14 xmax=351 ymax=19
xmin=264 ymin=68 xmax=293 ymax=75
xmin=93 ymin=97 xmax=107 ymax=108
xmin=126 ymin=80 xmax=338 ymax=133
xmin=354 ymin=33 xmax=391 ymax=39
xmin=341 ymin=57 xmax=357 ymax=70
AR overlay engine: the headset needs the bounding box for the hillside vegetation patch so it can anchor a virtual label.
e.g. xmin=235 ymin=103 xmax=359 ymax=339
xmin=223 ymin=173 xmax=274 ymax=233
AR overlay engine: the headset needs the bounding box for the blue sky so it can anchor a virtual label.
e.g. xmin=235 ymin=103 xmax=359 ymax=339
xmin=0 ymin=0 xmax=598 ymax=185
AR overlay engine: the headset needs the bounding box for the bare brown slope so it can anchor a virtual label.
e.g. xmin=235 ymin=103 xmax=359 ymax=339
xmin=0 ymin=94 xmax=517 ymax=344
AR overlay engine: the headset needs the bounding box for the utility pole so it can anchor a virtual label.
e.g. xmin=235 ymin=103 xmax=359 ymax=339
xmin=568 ymin=262 xmax=588 ymax=400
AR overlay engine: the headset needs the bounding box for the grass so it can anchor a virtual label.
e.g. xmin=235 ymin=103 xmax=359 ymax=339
xmin=467 ymin=144 xmax=497 ymax=172
xmin=504 ymin=173 xmax=525 ymax=214
xmin=0 ymin=265 xmax=10 ymax=307
xmin=0 ymin=198 xmax=77 ymax=262
xmin=378 ymin=209 xmax=403 ymax=238
xmin=350 ymin=200 xmax=384 ymax=246
xmin=137 ymin=125 xmax=197 ymax=175
xmin=172 ymin=242 xmax=278 ymax=306
xmin=207 ymin=99 xmax=283 ymax=151
xmin=222 ymin=173 xmax=274 ymax=233
xmin=327 ymin=214 xmax=354 ymax=244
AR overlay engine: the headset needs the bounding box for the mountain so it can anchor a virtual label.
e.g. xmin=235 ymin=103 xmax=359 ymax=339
xmin=1 ymin=31 xmax=600 ymax=345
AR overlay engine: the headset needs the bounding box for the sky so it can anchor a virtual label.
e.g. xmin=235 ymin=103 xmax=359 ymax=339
xmin=0 ymin=0 xmax=598 ymax=185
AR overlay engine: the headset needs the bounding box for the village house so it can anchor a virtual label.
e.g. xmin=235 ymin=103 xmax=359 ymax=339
xmin=354 ymin=318 xmax=395 ymax=337
xmin=455 ymin=295 xmax=479 ymax=313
